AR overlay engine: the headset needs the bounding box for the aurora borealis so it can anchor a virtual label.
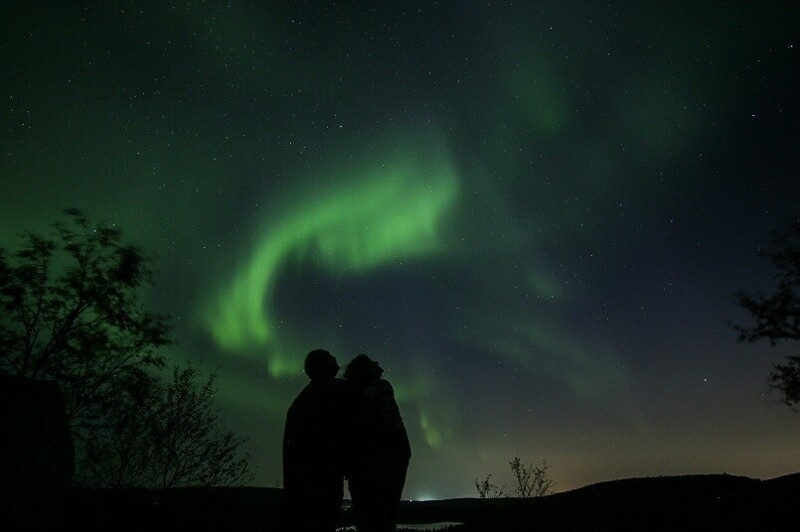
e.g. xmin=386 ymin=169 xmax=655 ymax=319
xmin=205 ymin=132 xmax=459 ymax=376
xmin=2 ymin=1 xmax=800 ymax=498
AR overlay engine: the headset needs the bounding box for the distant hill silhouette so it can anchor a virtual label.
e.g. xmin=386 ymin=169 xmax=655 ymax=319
xmin=13 ymin=473 xmax=799 ymax=531
xmin=399 ymin=473 xmax=799 ymax=531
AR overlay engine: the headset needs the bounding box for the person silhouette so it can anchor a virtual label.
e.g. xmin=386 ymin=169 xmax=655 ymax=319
xmin=282 ymin=349 xmax=350 ymax=532
xmin=344 ymin=354 xmax=411 ymax=532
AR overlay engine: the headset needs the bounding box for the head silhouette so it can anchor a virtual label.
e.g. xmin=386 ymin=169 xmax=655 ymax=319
xmin=344 ymin=354 xmax=384 ymax=387
xmin=304 ymin=349 xmax=339 ymax=380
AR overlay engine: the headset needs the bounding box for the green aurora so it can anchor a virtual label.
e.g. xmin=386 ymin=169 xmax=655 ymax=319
xmin=205 ymin=135 xmax=460 ymax=376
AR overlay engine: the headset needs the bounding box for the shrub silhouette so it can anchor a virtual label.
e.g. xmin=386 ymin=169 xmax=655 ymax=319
xmin=474 ymin=455 xmax=553 ymax=498
xmin=474 ymin=474 xmax=505 ymax=498
xmin=510 ymin=456 xmax=553 ymax=497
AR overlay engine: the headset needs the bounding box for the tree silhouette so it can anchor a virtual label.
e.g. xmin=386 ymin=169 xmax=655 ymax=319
xmin=82 ymin=367 xmax=163 ymax=487
xmin=155 ymin=364 xmax=252 ymax=487
xmin=0 ymin=208 xmax=170 ymax=429
xmin=1 ymin=209 xmax=251 ymax=486
xmin=736 ymin=219 xmax=800 ymax=408
xmin=84 ymin=364 xmax=252 ymax=488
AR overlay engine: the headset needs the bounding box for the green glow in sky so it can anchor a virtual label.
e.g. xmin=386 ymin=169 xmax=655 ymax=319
xmin=204 ymin=137 xmax=460 ymax=376
xmin=506 ymin=322 xmax=626 ymax=400
xmin=419 ymin=408 xmax=444 ymax=449
xmin=391 ymin=370 xmax=451 ymax=449
xmin=528 ymin=269 xmax=566 ymax=300
xmin=506 ymin=51 xmax=568 ymax=135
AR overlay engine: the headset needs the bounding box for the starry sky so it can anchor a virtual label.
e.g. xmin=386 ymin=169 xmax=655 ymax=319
xmin=2 ymin=1 xmax=800 ymax=499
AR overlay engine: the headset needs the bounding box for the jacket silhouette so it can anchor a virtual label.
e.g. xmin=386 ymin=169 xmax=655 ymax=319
xmin=282 ymin=349 xmax=350 ymax=532
xmin=344 ymin=354 xmax=411 ymax=532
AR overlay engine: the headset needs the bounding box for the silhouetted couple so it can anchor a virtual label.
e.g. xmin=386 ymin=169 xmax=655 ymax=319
xmin=282 ymin=349 xmax=411 ymax=532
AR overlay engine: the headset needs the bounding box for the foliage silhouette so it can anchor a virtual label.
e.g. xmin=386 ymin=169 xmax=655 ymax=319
xmin=735 ymin=219 xmax=800 ymax=408
xmin=474 ymin=455 xmax=553 ymax=499
xmin=82 ymin=367 xmax=162 ymax=487
xmin=85 ymin=364 xmax=252 ymax=488
xmin=156 ymin=364 xmax=252 ymax=487
xmin=0 ymin=209 xmax=251 ymax=486
xmin=510 ymin=456 xmax=553 ymax=498
xmin=0 ymin=208 xmax=170 ymax=427
xmin=473 ymin=474 xmax=505 ymax=498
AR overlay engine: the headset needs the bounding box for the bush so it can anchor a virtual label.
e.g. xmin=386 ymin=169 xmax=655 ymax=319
xmin=474 ymin=455 xmax=553 ymax=498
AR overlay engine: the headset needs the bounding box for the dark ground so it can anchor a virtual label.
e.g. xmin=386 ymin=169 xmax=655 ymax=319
xmin=8 ymin=473 xmax=800 ymax=531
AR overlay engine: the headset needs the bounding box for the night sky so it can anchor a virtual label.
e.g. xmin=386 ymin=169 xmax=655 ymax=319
xmin=2 ymin=1 xmax=800 ymax=498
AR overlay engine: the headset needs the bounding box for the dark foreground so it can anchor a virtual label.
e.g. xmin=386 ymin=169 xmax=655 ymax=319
xmin=9 ymin=473 xmax=800 ymax=531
